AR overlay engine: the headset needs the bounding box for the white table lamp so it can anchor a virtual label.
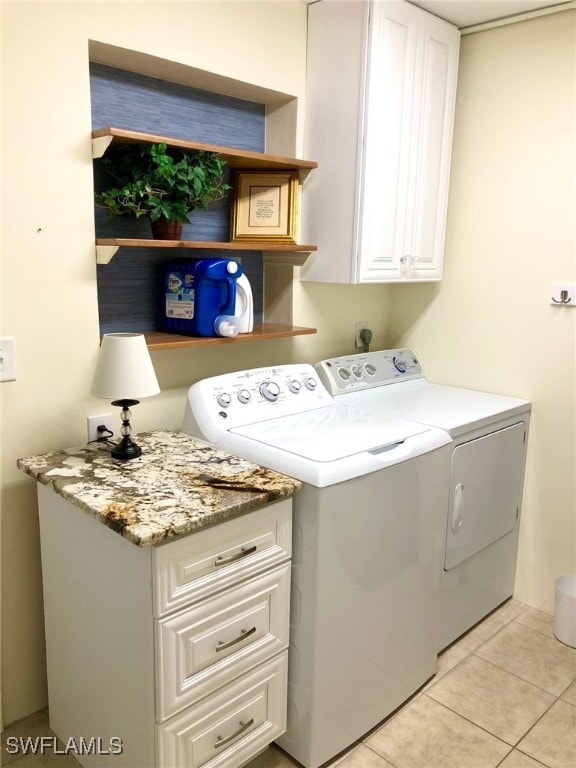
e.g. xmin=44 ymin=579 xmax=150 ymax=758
xmin=91 ymin=333 xmax=160 ymax=460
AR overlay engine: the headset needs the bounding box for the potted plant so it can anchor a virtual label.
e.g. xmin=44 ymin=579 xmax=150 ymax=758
xmin=95 ymin=142 xmax=231 ymax=239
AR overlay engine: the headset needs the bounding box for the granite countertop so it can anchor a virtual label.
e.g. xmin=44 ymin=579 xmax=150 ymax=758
xmin=17 ymin=430 xmax=302 ymax=547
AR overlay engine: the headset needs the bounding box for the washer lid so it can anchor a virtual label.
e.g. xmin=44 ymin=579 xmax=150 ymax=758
xmin=231 ymin=404 xmax=427 ymax=462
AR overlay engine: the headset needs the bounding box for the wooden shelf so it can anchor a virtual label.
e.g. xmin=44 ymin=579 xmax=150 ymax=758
xmin=144 ymin=323 xmax=317 ymax=350
xmin=92 ymin=127 xmax=318 ymax=176
xmin=96 ymin=238 xmax=316 ymax=264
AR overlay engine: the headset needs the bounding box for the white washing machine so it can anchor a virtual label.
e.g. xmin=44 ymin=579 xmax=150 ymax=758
xmin=182 ymin=364 xmax=451 ymax=768
xmin=317 ymin=349 xmax=531 ymax=650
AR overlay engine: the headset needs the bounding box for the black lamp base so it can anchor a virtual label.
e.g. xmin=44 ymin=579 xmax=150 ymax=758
xmin=110 ymin=399 xmax=142 ymax=461
xmin=111 ymin=435 xmax=142 ymax=461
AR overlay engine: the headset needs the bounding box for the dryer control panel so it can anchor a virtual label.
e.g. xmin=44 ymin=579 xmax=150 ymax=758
xmin=317 ymin=349 xmax=423 ymax=395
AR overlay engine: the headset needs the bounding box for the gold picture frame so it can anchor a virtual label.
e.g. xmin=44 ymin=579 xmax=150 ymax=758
xmin=230 ymin=171 xmax=299 ymax=243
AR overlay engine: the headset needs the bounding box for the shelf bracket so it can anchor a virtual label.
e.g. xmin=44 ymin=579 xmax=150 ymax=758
xmin=92 ymin=135 xmax=114 ymax=159
xmin=96 ymin=244 xmax=119 ymax=264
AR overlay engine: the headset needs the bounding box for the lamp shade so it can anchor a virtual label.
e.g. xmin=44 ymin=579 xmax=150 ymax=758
xmin=91 ymin=333 xmax=160 ymax=400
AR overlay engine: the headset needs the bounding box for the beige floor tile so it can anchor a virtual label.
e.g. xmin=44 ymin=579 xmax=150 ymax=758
xmin=561 ymin=679 xmax=576 ymax=705
xmin=515 ymin=607 xmax=556 ymax=639
xmin=517 ymin=699 xmax=576 ymax=768
xmin=422 ymin=642 xmax=470 ymax=691
xmin=366 ymin=694 xmax=510 ymax=768
xmin=475 ymin=621 xmax=576 ymax=696
xmin=2 ymin=749 xmax=81 ymax=767
xmin=1 ymin=710 xmax=60 ymax=768
xmin=426 ymin=655 xmax=556 ymax=745
xmin=498 ymin=749 xmax=549 ymax=767
xmin=451 ymin=599 xmax=525 ymax=653
xmin=330 ymin=744 xmax=397 ymax=767
xmin=245 ymin=743 xmax=300 ymax=767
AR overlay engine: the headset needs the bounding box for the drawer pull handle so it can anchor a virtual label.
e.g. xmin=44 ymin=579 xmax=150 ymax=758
xmin=215 ymin=626 xmax=257 ymax=653
xmin=215 ymin=545 xmax=257 ymax=567
xmin=214 ymin=718 xmax=255 ymax=749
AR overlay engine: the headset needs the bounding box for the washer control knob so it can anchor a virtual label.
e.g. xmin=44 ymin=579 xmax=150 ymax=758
xmin=260 ymin=381 xmax=281 ymax=401
xmin=237 ymin=389 xmax=251 ymax=404
xmin=216 ymin=392 xmax=232 ymax=408
xmin=304 ymin=377 xmax=318 ymax=390
xmin=338 ymin=367 xmax=351 ymax=381
xmin=393 ymin=355 xmax=407 ymax=373
xmin=288 ymin=379 xmax=302 ymax=394
xmin=352 ymin=364 xmax=363 ymax=378
xmin=365 ymin=363 xmax=377 ymax=376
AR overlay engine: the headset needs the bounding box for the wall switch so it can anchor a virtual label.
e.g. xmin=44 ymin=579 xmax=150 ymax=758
xmin=87 ymin=413 xmax=114 ymax=444
xmin=0 ymin=337 xmax=16 ymax=382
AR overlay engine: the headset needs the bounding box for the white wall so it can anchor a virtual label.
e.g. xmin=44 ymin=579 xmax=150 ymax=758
xmin=0 ymin=0 xmax=390 ymax=725
xmin=387 ymin=9 xmax=576 ymax=612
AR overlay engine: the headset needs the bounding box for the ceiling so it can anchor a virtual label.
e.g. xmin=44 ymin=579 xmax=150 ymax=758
xmin=408 ymin=1 xmax=570 ymax=28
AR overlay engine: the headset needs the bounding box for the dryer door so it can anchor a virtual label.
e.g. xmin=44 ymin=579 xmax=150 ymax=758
xmin=445 ymin=422 xmax=526 ymax=570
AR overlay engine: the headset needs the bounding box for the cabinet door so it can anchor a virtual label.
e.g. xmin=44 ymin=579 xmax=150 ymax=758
xmin=359 ymin=1 xmax=459 ymax=282
xmin=357 ymin=0 xmax=419 ymax=282
xmin=403 ymin=12 xmax=460 ymax=280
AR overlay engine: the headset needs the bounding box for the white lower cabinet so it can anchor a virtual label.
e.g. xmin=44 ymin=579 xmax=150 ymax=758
xmin=154 ymin=504 xmax=292 ymax=768
xmin=36 ymin=486 xmax=292 ymax=768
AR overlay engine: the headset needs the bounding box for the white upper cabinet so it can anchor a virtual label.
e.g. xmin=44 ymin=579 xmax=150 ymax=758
xmin=300 ymin=0 xmax=460 ymax=283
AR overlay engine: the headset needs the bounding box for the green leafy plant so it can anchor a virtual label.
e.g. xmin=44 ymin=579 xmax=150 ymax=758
xmin=95 ymin=142 xmax=231 ymax=224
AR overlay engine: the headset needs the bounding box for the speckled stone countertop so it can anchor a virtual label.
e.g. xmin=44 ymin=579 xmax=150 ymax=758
xmin=17 ymin=430 xmax=301 ymax=547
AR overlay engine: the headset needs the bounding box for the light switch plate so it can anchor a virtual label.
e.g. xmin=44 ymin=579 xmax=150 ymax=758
xmin=0 ymin=337 xmax=16 ymax=381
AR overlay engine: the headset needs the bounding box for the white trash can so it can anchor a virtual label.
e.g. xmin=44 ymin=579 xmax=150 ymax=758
xmin=554 ymin=574 xmax=576 ymax=648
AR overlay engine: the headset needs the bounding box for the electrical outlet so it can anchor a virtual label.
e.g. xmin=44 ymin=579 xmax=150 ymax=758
xmin=0 ymin=337 xmax=16 ymax=382
xmin=87 ymin=413 xmax=114 ymax=444
xmin=355 ymin=322 xmax=369 ymax=348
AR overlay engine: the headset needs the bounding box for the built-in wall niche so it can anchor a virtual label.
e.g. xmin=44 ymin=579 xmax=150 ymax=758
xmin=91 ymin=63 xmax=266 ymax=334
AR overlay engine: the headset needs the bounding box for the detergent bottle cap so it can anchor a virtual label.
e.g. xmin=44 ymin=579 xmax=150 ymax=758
xmin=214 ymin=314 xmax=240 ymax=337
xmin=226 ymin=261 xmax=239 ymax=274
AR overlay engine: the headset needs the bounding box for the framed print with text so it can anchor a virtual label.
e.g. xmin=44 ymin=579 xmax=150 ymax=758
xmin=230 ymin=171 xmax=299 ymax=243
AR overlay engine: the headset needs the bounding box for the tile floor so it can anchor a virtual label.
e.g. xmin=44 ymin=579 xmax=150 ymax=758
xmin=2 ymin=600 xmax=575 ymax=768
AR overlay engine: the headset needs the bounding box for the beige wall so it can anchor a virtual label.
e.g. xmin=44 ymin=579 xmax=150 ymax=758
xmin=1 ymin=0 xmax=574 ymax=728
xmin=0 ymin=0 xmax=389 ymax=725
xmin=387 ymin=10 xmax=576 ymax=612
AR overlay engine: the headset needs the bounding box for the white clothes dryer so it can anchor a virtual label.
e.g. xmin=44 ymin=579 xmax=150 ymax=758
xmin=182 ymin=364 xmax=451 ymax=768
xmin=317 ymin=349 xmax=531 ymax=650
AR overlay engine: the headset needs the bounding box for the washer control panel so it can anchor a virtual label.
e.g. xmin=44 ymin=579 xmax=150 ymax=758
xmin=183 ymin=364 xmax=331 ymax=436
xmin=316 ymin=349 xmax=423 ymax=395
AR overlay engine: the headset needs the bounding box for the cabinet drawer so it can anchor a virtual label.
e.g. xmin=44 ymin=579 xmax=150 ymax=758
xmin=156 ymin=564 xmax=290 ymax=721
xmin=157 ymin=652 xmax=288 ymax=768
xmin=153 ymin=499 xmax=292 ymax=617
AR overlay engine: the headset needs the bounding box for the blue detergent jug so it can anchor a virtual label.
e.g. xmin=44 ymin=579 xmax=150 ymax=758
xmin=162 ymin=258 xmax=242 ymax=337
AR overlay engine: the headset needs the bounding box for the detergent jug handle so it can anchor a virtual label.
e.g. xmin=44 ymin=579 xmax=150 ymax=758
xmin=221 ymin=261 xmax=241 ymax=315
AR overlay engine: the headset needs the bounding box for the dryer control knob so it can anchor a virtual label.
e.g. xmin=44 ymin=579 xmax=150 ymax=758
xmin=217 ymin=392 xmax=232 ymax=407
xmin=288 ymin=379 xmax=302 ymax=394
xmin=304 ymin=377 xmax=318 ymax=390
xmin=365 ymin=363 xmax=377 ymax=376
xmin=393 ymin=356 xmax=407 ymax=373
xmin=352 ymin=364 xmax=363 ymax=378
xmin=260 ymin=381 xmax=281 ymax=401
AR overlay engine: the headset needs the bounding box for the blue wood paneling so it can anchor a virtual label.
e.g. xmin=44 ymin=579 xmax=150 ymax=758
xmin=91 ymin=63 xmax=265 ymax=333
